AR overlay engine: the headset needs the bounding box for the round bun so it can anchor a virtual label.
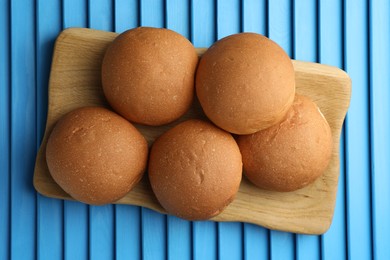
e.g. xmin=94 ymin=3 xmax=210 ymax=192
xmin=196 ymin=33 xmax=295 ymax=135
xmin=46 ymin=107 xmax=148 ymax=205
xmin=102 ymin=27 xmax=198 ymax=126
xmin=148 ymin=119 xmax=242 ymax=220
xmin=237 ymin=95 xmax=333 ymax=192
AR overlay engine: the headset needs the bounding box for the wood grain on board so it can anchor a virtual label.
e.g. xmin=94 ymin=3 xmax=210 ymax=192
xmin=33 ymin=28 xmax=351 ymax=234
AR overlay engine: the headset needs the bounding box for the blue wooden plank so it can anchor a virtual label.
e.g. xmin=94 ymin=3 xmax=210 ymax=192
xmin=191 ymin=1 xmax=218 ymax=259
xmin=63 ymin=0 xmax=87 ymax=29
xmin=218 ymin=222 xmax=243 ymax=260
xmin=37 ymin=198 xmax=63 ymax=259
xmin=191 ymin=0 xmax=216 ymax=48
xmin=114 ymin=0 xmax=139 ymax=33
xmin=296 ymin=234 xmax=319 ymax=260
xmin=36 ymin=0 xmax=62 ymax=149
xmin=165 ymin=2 xmax=192 ymax=259
xmin=319 ymin=1 xmax=347 ymax=259
xmin=36 ymin=1 xmax=63 ymax=259
xmin=216 ymin=0 xmax=241 ymax=36
xmin=293 ymin=0 xmax=317 ymax=61
xmin=115 ymin=206 xmax=141 ymax=260
xmin=140 ymin=0 xmax=164 ymax=28
xmin=318 ymin=0 xmax=344 ymax=66
xmin=242 ymin=3 xmax=269 ymax=259
xmin=89 ymin=0 xmax=114 ymax=31
xmin=243 ymin=224 xmax=269 ymax=260
xmin=64 ymin=201 xmax=89 ymax=260
xmin=242 ymin=0 xmax=267 ymax=35
xmin=215 ymin=1 xmax=243 ymax=259
xmin=193 ymin=221 xmax=217 ymax=260
xmin=139 ymin=3 xmax=167 ymax=259
xmin=89 ymin=206 xmax=115 ymax=260
xmin=167 ymin=216 xmax=192 ymax=260
xmin=370 ymin=1 xmax=390 ymax=259
xmin=10 ymin=0 xmax=37 ymax=259
xmin=166 ymin=0 xmax=190 ymax=39
xmin=216 ymin=0 xmax=240 ymax=39
xmin=270 ymin=231 xmax=295 ymax=260
xmin=268 ymin=0 xmax=292 ymax=56
xmin=62 ymin=2 xmax=89 ymax=260
xmin=268 ymin=1 xmax=295 ymax=259
xmin=293 ymin=1 xmax=320 ymax=260
xmin=0 ymin=0 xmax=10 ymax=259
xmin=344 ymin=0 xmax=372 ymax=259
xmin=88 ymin=2 xmax=115 ymax=259
xmin=142 ymin=208 xmax=167 ymax=260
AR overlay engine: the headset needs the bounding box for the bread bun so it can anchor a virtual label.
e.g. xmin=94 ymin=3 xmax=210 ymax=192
xmin=102 ymin=27 xmax=198 ymax=126
xmin=148 ymin=119 xmax=242 ymax=220
xmin=196 ymin=33 xmax=295 ymax=135
xmin=237 ymin=95 xmax=333 ymax=192
xmin=46 ymin=107 xmax=148 ymax=205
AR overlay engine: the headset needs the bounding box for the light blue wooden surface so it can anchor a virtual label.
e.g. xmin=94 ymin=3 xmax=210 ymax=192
xmin=370 ymin=1 xmax=390 ymax=260
xmin=0 ymin=0 xmax=389 ymax=259
xmin=319 ymin=1 xmax=347 ymax=259
xmin=345 ymin=0 xmax=372 ymax=259
xmin=0 ymin=0 xmax=10 ymax=259
xmin=36 ymin=1 xmax=63 ymax=259
xmin=10 ymin=1 xmax=37 ymax=259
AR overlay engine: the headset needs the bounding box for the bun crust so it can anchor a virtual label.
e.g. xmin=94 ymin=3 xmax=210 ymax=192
xmin=196 ymin=33 xmax=295 ymax=134
xmin=238 ymin=95 xmax=333 ymax=192
xmin=46 ymin=107 xmax=148 ymax=205
xmin=148 ymin=119 xmax=242 ymax=220
xmin=102 ymin=27 xmax=198 ymax=126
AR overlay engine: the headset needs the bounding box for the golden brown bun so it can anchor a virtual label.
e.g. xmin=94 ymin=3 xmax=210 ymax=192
xmin=46 ymin=107 xmax=148 ymax=205
xmin=148 ymin=119 xmax=242 ymax=220
xmin=196 ymin=33 xmax=295 ymax=135
xmin=237 ymin=95 xmax=333 ymax=192
xmin=102 ymin=27 xmax=198 ymax=126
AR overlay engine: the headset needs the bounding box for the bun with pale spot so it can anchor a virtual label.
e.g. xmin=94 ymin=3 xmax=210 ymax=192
xmin=196 ymin=32 xmax=295 ymax=134
xmin=102 ymin=27 xmax=198 ymax=126
xmin=148 ymin=119 xmax=242 ymax=220
xmin=238 ymin=95 xmax=333 ymax=192
xmin=46 ymin=106 xmax=148 ymax=205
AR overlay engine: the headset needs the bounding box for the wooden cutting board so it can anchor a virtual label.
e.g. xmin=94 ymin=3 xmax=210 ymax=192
xmin=33 ymin=28 xmax=351 ymax=234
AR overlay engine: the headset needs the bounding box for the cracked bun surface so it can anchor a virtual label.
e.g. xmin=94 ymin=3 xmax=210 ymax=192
xmin=148 ymin=119 xmax=242 ymax=220
xmin=238 ymin=95 xmax=333 ymax=192
xmin=46 ymin=107 xmax=148 ymax=205
xmin=102 ymin=27 xmax=198 ymax=126
xmin=196 ymin=32 xmax=295 ymax=134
